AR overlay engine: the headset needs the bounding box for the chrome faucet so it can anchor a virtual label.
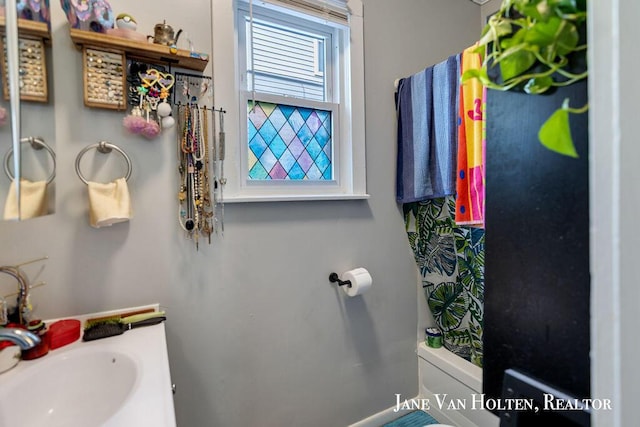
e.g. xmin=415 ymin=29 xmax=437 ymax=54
xmin=0 ymin=265 xmax=30 ymax=324
xmin=0 ymin=327 xmax=40 ymax=350
xmin=0 ymin=257 xmax=48 ymax=326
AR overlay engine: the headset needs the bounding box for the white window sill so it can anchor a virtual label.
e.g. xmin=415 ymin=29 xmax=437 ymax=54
xmin=223 ymin=193 xmax=370 ymax=203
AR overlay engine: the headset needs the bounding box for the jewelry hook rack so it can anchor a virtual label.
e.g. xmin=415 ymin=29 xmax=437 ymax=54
xmin=126 ymin=60 xmax=170 ymax=108
xmin=173 ymin=71 xmax=230 ymax=246
xmin=174 ymin=72 xmax=212 ymax=107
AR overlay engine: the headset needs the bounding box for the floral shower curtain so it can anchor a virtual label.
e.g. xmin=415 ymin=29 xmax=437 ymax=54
xmin=404 ymin=196 xmax=485 ymax=368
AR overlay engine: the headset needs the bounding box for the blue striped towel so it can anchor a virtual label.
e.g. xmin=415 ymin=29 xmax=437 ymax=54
xmin=396 ymin=54 xmax=460 ymax=203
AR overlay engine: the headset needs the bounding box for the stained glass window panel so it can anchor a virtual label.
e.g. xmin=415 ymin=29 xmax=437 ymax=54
xmin=248 ymin=101 xmax=333 ymax=180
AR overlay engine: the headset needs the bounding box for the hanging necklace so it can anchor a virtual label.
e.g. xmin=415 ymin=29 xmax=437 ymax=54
xmin=193 ymin=106 xmax=205 ymax=162
xmin=181 ymin=105 xmax=194 ymax=154
xmin=202 ymin=107 xmax=213 ymax=242
xmin=178 ymin=105 xmax=188 ymax=217
xmin=180 ymin=105 xmax=195 ymax=233
xmin=176 ymin=101 xmax=216 ymax=247
xmin=218 ymin=109 xmax=226 ymax=236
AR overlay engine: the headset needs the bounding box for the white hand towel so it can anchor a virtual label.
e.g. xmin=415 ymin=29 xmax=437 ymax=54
xmin=87 ymin=177 xmax=132 ymax=228
xmin=3 ymin=178 xmax=48 ymax=220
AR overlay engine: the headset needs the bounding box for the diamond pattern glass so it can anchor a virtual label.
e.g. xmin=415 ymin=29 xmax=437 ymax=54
xmin=248 ymin=101 xmax=332 ymax=180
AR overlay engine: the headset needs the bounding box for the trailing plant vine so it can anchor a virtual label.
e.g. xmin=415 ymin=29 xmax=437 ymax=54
xmin=462 ymin=0 xmax=588 ymax=157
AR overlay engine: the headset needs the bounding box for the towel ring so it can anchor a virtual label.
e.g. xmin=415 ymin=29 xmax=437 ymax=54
xmin=4 ymin=137 xmax=56 ymax=184
xmin=75 ymin=141 xmax=132 ymax=185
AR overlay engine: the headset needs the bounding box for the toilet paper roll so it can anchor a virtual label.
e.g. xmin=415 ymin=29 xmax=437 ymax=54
xmin=342 ymin=268 xmax=372 ymax=297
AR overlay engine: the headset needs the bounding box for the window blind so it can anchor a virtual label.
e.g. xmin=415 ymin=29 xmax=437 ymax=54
xmin=258 ymin=0 xmax=350 ymax=24
xmin=248 ymin=18 xmax=326 ymax=101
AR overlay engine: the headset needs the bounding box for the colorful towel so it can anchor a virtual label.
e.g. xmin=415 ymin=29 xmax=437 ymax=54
xmin=432 ymin=54 xmax=461 ymax=198
xmin=396 ymin=55 xmax=459 ymax=203
xmin=455 ymin=46 xmax=486 ymax=227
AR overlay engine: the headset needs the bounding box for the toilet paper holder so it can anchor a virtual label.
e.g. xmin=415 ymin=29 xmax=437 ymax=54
xmin=329 ymin=272 xmax=352 ymax=288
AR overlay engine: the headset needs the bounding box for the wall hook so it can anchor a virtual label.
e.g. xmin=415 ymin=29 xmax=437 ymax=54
xmin=329 ymin=272 xmax=351 ymax=288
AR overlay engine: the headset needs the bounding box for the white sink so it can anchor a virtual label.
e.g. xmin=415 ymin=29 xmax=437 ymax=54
xmin=0 ymin=348 xmax=138 ymax=426
xmin=0 ymin=305 xmax=176 ymax=427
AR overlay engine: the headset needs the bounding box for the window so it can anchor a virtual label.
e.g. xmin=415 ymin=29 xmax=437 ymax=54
xmin=214 ymin=0 xmax=366 ymax=202
xmin=243 ymin=14 xmax=330 ymax=102
xmin=247 ymin=100 xmax=334 ymax=180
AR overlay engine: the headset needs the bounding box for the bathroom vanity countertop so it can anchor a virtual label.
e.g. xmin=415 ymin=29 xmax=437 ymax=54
xmin=0 ymin=304 xmax=176 ymax=427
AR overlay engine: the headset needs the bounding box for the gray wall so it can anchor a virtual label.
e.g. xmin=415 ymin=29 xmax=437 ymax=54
xmin=590 ymin=0 xmax=640 ymax=426
xmin=0 ymin=1 xmax=480 ymax=425
xmin=481 ymin=0 xmax=502 ymax=26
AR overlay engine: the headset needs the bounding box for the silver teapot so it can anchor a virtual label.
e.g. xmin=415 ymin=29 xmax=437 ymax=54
xmin=149 ymin=21 xmax=183 ymax=46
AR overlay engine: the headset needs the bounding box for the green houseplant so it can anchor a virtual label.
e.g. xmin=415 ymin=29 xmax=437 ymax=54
xmin=462 ymin=0 xmax=588 ymax=157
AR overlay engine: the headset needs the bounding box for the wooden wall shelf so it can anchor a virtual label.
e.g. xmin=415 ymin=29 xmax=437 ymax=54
xmin=69 ymin=28 xmax=209 ymax=72
xmin=0 ymin=18 xmax=51 ymax=43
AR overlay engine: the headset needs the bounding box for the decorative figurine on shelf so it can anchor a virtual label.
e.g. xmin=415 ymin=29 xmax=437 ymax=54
xmin=88 ymin=0 xmax=113 ymax=31
xmin=59 ymin=0 xmax=114 ymax=32
xmin=59 ymin=0 xmax=77 ymax=27
xmin=115 ymin=13 xmax=136 ymax=30
xmin=105 ymin=12 xmax=146 ymax=42
xmin=15 ymin=0 xmax=50 ymax=23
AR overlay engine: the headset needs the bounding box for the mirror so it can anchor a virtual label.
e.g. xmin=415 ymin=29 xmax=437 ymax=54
xmin=0 ymin=0 xmax=56 ymax=221
xmin=0 ymin=0 xmax=210 ymax=220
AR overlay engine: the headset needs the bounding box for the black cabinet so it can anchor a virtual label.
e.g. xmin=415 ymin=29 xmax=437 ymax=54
xmin=483 ymin=78 xmax=590 ymax=420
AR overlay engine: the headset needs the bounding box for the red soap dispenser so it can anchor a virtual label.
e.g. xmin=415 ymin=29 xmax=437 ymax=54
xmin=21 ymin=319 xmax=49 ymax=360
